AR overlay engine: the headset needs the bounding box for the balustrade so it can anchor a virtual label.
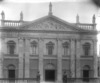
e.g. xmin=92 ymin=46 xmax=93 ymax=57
xmin=2 ymin=20 xmax=22 ymax=27
xmin=0 ymin=19 xmax=96 ymax=31
xmin=77 ymin=24 xmax=95 ymax=30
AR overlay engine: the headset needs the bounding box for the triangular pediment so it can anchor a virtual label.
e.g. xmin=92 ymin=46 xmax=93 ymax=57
xmin=20 ymin=15 xmax=84 ymax=32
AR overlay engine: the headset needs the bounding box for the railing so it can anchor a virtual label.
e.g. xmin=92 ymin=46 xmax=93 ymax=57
xmin=63 ymin=78 xmax=100 ymax=83
xmin=3 ymin=20 xmax=22 ymax=27
xmin=0 ymin=78 xmax=37 ymax=83
xmin=0 ymin=78 xmax=99 ymax=83
xmin=76 ymin=24 xmax=95 ymax=30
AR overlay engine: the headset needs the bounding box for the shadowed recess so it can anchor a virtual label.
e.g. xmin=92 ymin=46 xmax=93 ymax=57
xmin=92 ymin=0 xmax=100 ymax=7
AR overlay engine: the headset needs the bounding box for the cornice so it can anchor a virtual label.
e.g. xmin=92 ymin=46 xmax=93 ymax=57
xmin=0 ymin=29 xmax=97 ymax=35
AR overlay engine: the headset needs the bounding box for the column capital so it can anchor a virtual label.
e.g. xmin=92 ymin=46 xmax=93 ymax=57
xmin=38 ymin=38 xmax=44 ymax=41
xmin=18 ymin=37 xmax=23 ymax=40
xmin=56 ymin=38 xmax=62 ymax=42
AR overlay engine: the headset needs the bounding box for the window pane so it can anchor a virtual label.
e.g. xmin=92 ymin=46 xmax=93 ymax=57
xmin=32 ymin=46 xmax=36 ymax=55
xmin=64 ymin=47 xmax=68 ymax=55
xmin=7 ymin=41 xmax=16 ymax=54
xmin=48 ymin=46 xmax=53 ymax=55
xmin=9 ymin=44 xmax=15 ymax=54
xmin=84 ymin=46 xmax=90 ymax=55
xmin=83 ymin=43 xmax=90 ymax=56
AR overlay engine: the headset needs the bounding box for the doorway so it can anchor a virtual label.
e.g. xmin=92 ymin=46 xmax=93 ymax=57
xmin=83 ymin=70 xmax=89 ymax=81
xmin=45 ymin=70 xmax=55 ymax=81
xmin=8 ymin=69 xmax=15 ymax=79
xmin=7 ymin=64 xmax=16 ymax=81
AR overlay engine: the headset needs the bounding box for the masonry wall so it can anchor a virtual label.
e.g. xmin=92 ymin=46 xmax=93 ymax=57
xmin=0 ymin=30 xmax=98 ymax=83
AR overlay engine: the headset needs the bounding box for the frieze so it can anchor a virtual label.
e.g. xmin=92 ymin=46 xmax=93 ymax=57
xmin=27 ymin=19 xmax=72 ymax=31
xmin=1 ymin=32 xmax=19 ymax=38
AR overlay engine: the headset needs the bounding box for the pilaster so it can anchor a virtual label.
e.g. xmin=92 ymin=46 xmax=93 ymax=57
xmin=76 ymin=39 xmax=81 ymax=78
xmin=57 ymin=39 xmax=62 ymax=83
xmin=70 ymin=39 xmax=75 ymax=78
xmin=18 ymin=38 xmax=24 ymax=78
xmin=93 ymin=40 xmax=98 ymax=78
xmin=39 ymin=38 xmax=44 ymax=82
xmin=25 ymin=38 xmax=30 ymax=78
xmin=0 ymin=38 xmax=4 ymax=78
xmin=2 ymin=38 xmax=7 ymax=54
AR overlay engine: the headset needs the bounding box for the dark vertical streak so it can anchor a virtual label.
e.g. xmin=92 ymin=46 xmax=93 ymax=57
xmin=92 ymin=0 xmax=100 ymax=7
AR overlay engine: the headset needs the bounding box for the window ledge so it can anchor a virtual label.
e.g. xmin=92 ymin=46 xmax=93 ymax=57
xmin=30 ymin=54 xmax=39 ymax=57
xmin=62 ymin=55 xmax=70 ymax=57
xmin=44 ymin=55 xmax=57 ymax=57
xmin=81 ymin=55 xmax=93 ymax=58
xmin=4 ymin=54 xmax=18 ymax=57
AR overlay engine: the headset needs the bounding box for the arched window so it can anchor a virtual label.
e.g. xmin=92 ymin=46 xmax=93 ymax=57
xmin=31 ymin=41 xmax=37 ymax=55
xmin=83 ymin=42 xmax=91 ymax=56
xmin=46 ymin=41 xmax=54 ymax=55
xmin=7 ymin=41 xmax=16 ymax=54
xmin=62 ymin=42 xmax=70 ymax=56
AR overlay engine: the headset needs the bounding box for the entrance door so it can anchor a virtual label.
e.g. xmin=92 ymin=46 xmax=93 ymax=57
xmin=8 ymin=69 xmax=15 ymax=79
xmin=45 ymin=70 xmax=55 ymax=81
xmin=83 ymin=70 xmax=89 ymax=82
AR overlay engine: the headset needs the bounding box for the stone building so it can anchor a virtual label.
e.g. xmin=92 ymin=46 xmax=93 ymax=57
xmin=0 ymin=3 xmax=98 ymax=83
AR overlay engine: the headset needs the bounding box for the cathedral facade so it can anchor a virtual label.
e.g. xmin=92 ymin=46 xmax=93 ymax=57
xmin=0 ymin=3 xmax=98 ymax=83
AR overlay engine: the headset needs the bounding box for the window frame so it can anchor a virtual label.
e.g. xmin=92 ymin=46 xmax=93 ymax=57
xmin=62 ymin=42 xmax=70 ymax=56
xmin=83 ymin=42 xmax=91 ymax=56
xmin=31 ymin=41 xmax=37 ymax=55
xmin=46 ymin=41 xmax=54 ymax=55
xmin=7 ymin=41 xmax=16 ymax=54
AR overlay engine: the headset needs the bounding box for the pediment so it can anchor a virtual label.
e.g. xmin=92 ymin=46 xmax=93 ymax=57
xmin=21 ymin=15 xmax=81 ymax=32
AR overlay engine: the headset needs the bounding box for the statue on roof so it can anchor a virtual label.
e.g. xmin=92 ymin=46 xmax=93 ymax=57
xmin=20 ymin=11 xmax=23 ymax=21
xmin=49 ymin=2 xmax=52 ymax=15
xmin=1 ymin=11 xmax=5 ymax=20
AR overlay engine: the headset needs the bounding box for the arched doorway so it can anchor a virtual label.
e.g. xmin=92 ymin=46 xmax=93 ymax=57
xmin=7 ymin=65 xmax=16 ymax=79
xmin=82 ymin=65 xmax=90 ymax=82
xmin=44 ymin=63 xmax=56 ymax=81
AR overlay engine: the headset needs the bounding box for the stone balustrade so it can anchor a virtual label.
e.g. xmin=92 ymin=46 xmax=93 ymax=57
xmin=77 ymin=24 xmax=95 ymax=30
xmin=3 ymin=20 xmax=22 ymax=27
xmin=0 ymin=19 xmax=96 ymax=31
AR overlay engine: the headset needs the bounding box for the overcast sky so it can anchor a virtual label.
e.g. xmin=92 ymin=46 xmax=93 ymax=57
xmin=0 ymin=0 xmax=99 ymax=23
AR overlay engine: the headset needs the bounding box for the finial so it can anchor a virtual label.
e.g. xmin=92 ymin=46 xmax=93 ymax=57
xmin=76 ymin=14 xmax=79 ymax=23
xmin=1 ymin=11 xmax=5 ymax=20
xmin=20 ymin=11 xmax=23 ymax=21
xmin=49 ymin=2 xmax=52 ymax=15
xmin=92 ymin=14 xmax=95 ymax=24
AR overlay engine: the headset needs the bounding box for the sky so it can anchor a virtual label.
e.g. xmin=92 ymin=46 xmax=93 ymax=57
xmin=0 ymin=0 xmax=100 ymax=55
xmin=0 ymin=0 xmax=99 ymax=23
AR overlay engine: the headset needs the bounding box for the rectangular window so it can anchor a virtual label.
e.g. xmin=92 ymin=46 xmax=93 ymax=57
xmin=32 ymin=46 xmax=36 ymax=55
xmin=64 ymin=47 xmax=69 ymax=56
xmin=8 ymin=45 xmax=15 ymax=54
xmin=48 ymin=46 xmax=53 ymax=55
